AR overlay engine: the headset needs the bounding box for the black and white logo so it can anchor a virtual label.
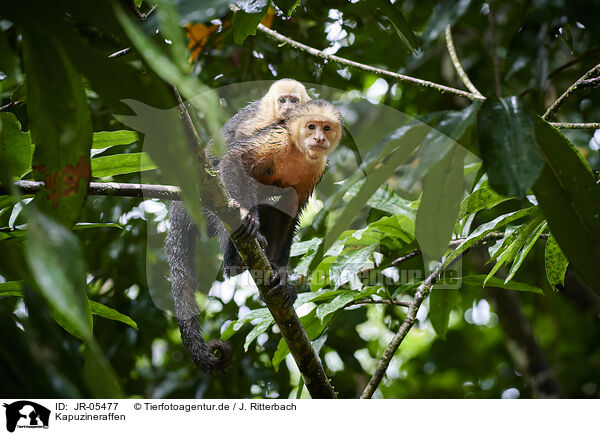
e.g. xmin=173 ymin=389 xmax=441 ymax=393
xmin=3 ymin=401 xmax=50 ymax=433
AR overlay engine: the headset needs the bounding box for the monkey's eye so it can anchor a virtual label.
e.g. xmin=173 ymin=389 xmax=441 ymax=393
xmin=307 ymin=124 xmax=316 ymax=130
xmin=323 ymin=125 xmax=331 ymax=131
xmin=279 ymin=97 xmax=286 ymax=103
xmin=290 ymin=97 xmax=299 ymax=103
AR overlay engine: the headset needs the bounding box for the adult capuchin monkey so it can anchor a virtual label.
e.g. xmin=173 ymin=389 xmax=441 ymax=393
xmin=220 ymin=78 xmax=310 ymax=145
xmin=166 ymin=99 xmax=343 ymax=372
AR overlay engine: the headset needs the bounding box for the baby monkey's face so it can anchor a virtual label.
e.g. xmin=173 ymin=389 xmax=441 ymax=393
xmin=275 ymin=93 xmax=303 ymax=117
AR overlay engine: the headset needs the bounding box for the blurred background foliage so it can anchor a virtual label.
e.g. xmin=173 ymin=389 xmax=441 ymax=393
xmin=0 ymin=0 xmax=599 ymax=399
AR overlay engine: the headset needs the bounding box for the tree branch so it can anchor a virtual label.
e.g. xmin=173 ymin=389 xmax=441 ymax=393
xmin=1 ymin=180 xmax=181 ymax=199
xmin=445 ymin=26 xmax=485 ymax=99
xmin=549 ymin=122 xmax=600 ymax=129
xmin=542 ymin=63 xmax=600 ymax=120
xmin=256 ymin=24 xmax=486 ymax=102
xmin=346 ymin=299 xmax=410 ymax=309
xmin=360 ymin=261 xmax=453 ymax=399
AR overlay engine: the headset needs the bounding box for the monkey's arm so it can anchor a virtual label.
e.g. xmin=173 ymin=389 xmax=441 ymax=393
xmin=165 ymin=202 xmax=231 ymax=371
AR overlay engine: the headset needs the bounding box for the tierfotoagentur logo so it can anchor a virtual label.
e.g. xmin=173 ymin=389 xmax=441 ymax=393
xmin=3 ymin=401 xmax=50 ymax=433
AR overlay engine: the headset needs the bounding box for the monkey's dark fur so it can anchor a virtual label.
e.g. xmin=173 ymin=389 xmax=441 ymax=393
xmin=166 ymin=99 xmax=342 ymax=372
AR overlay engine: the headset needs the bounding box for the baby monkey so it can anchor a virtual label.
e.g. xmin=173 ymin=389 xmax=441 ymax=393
xmin=220 ymin=78 xmax=310 ymax=145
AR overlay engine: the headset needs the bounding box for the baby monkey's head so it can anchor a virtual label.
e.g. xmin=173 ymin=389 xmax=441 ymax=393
xmin=264 ymin=79 xmax=311 ymax=120
xmin=287 ymin=100 xmax=343 ymax=160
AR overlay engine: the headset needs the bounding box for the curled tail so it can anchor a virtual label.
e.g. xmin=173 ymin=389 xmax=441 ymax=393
xmin=166 ymin=201 xmax=232 ymax=372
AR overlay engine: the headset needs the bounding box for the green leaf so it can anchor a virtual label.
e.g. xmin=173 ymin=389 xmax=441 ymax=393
xmin=477 ymin=97 xmax=544 ymax=197
xmin=73 ymin=222 xmax=123 ymax=230
xmin=91 ymin=152 xmax=157 ymax=177
xmin=484 ymin=213 xmax=544 ymax=285
xmin=330 ymin=245 xmax=376 ymax=289
xmin=429 ymin=287 xmax=460 ymax=339
xmin=23 ymin=30 xmax=91 ymax=226
xmin=232 ymin=1 xmax=268 ymax=45
xmin=505 ymin=220 xmax=547 ymax=282
xmin=316 ymin=292 xmax=355 ymax=320
xmin=89 ymin=300 xmax=138 ymax=330
xmin=92 ymin=130 xmax=139 ymax=149
xmin=458 ymin=185 xmax=512 ymax=219
xmin=371 ymin=0 xmax=419 ymax=52
xmin=416 ymin=144 xmax=467 ymax=263
xmin=0 ymin=280 xmax=24 ymax=297
xmin=544 ymin=233 xmax=569 ymax=290
xmin=460 ymin=275 xmax=544 ymax=294
xmin=221 ymin=307 xmax=271 ymax=340
xmin=443 ymin=206 xmax=539 ymax=268
xmin=272 ymin=338 xmax=289 ymax=371
xmin=400 ymin=105 xmax=478 ymax=191
xmin=83 ymin=341 xmax=123 ymax=398
xmin=273 ymin=0 xmax=301 ymax=16
xmin=244 ymin=316 xmax=274 ymax=351
xmin=532 ymin=118 xmax=600 ymax=293
xmin=0 ymin=112 xmax=33 ymax=179
xmin=25 ymin=209 xmax=92 ymax=340
xmin=423 ymin=0 xmax=472 ymax=42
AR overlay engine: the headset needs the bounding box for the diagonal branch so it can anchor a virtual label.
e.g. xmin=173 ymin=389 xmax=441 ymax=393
xmin=360 ymin=261 xmax=452 ymax=399
xmin=256 ymin=24 xmax=486 ymax=102
xmin=445 ymin=26 xmax=485 ymax=99
xmin=542 ymin=63 xmax=600 ymax=120
xmin=549 ymin=122 xmax=600 ymax=129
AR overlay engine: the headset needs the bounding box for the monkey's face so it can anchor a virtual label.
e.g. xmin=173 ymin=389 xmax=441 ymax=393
xmin=275 ymin=93 xmax=303 ymax=118
xmin=298 ymin=118 xmax=341 ymax=159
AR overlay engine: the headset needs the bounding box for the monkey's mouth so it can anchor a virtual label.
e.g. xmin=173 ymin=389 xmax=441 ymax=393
xmin=309 ymin=144 xmax=328 ymax=152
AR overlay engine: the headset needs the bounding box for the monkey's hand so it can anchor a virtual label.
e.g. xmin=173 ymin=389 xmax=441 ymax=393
xmin=234 ymin=207 xmax=267 ymax=249
xmin=265 ymin=267 xmax=297 ymax=309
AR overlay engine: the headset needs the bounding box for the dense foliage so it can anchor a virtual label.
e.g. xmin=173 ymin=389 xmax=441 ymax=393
xmin=0 ymin=0 xmax=599 ymax=399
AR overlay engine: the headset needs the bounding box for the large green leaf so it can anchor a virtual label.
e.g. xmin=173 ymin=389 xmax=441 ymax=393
xmin=460 ymin=275 xmax=544 ymax=294
xmin=477 ymin=97 xmax=544 ymax=197
xmin=25 ymin=209 xmax=92 ymax=340
xmin=91 ymin=153 xmax=157 ymax=178
xmin=443 ymin=206 xmax=539 ymax=268
xmin=89 ymin=301 xmax=138 ymax=330
xmin=371 ymin=0 xmax=419 ymax=52
xmin=532 ymin=118 xmax=600 ymax=293
xmin=23 ymin=30 xmax=91 ymax=226
xmin=544 ymin=233 xmax=568 ymax=290
xmin=232 ymin=0 xmax=269 ymax=45
xmin=422 ymin=0 xmax=472 ymax=42
xmin=416 ymin=144 xmax=467 ymax=263
xmin=0 ymin=112 xmax=32 ymax=179
xmin=92 ymin=130 xmax=139 ymax=150
xmin=429 ymin=287 xmax=460 ymax=339
xmin=458 ymin=184 xmax=512 ymax=219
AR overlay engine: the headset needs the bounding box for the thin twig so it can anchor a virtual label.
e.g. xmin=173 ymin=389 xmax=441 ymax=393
xmin=547 ymin=45 xmax=600 ymax=80
xmin=549 ymin=122 xmax=600 ymax=129
xmin=346 ymin=299 xmax=410 ymax=308
xmin=486 ymin=2 xmax=502 ymax=97
xmin=0 ymin=101 xmax=23 ymax=111
xmin=256 ymin=24 xmax=485 ymax=102
xmin=542 ymin=63 xmax=600 ymax=120
xmin=445 ymin=26 xmax=485 ymax=99
xmin=108 ymin=48 xmax=132 ymax=58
